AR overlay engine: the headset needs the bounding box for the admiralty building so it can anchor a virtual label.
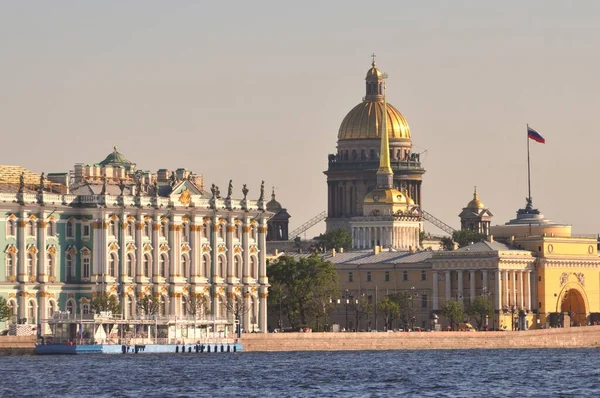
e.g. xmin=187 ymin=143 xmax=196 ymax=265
xmin=0 ymin=149 xmax=270 ymax=332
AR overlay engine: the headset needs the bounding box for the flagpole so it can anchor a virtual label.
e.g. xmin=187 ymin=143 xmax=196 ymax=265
xmin=527 ymin=123 xmax=531 ymax=203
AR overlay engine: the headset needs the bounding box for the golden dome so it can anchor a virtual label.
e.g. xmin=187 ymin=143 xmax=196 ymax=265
xmin=363 ymin=188 xmax=411 ymax=205
xmin=467 ymin=187 xmax=485 ymax=209
xmin=366 ymin=61 xmax=382 ymax=79
xmin=338 ymin=101 xmax=411 ymax=141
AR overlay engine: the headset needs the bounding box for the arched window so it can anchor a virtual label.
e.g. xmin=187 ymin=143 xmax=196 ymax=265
xmin=160 ymin=222 xmax=167 ymax=238
xmin=6 ymin=219 xmax=16 ymax=236
xmin=202 ymin=255 xmax=210 ymax=278
xmin=27 ymin=253 xmax=34 ymax=276
xmin=181 ymin=296 xmax=188 ymax=317
xmin=144 ymin=222 xmax=151 ymax=237
xmin=181 ymin=254 xmax=189 ymax=278
xmin=235 ymin=224 xmax=241 ymax=240
xmin=82 ymin=303 xmax=90 ymax=315
xmin=48 ymin=300 xmax=56 ymax=318
xmin=109 ymin=253 xmax=118 ymax=277
xmin=46 ymin=221 xmax=55 ymax=237
xmin=7 ymin=300 xmax=16 ymax=323
xmin=28 ymin=221 xmax=36 ymax=236
xmin=127 ymin=296 xmax=134 ymax=319
xmin=47 ymin=254 xmax=54 ymax=278
xmin=28 ymin=300 xmax=36 ymax=323
xmin=202 ymin=224 xmax=209 ymax=239
xmin=143 ymin=254 xmax=151 ymax=277
xmin=234 ymin=256 xmax=241 ymax=278
xmin=82 ymin=257 xmax=90 ymax=279
xmin=126 ymin=254 xmax=134 ymax=277
xmin=250 ymin=256 xmax=257 ymax=279
xmin=218 ymin=256 xmax=225 ymax=278
xmin=219 ymin=225 xmax=225 ymax=240
xmin=66 ymin=254 xmax=74 ymax=282
xmin=66 ymin=299 xmax=75 ymax=315
xmin=127 ymin=222 xmax=134 ymax=237
xmin=6 ymin=255 xmax=14 ymax=279
xmin=160 ymin=296 xmax=167 ymax=316
xmin=160 ymin=253 xmax=168 ymax=278
xmin=182 ymin=224 xmax=188 ymax=241
xmin=66 ymin=220 xmax=74 ymax=238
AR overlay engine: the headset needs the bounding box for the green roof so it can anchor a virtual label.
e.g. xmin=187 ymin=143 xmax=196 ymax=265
xmin=99 ymin=147 xmax=133 ymax=167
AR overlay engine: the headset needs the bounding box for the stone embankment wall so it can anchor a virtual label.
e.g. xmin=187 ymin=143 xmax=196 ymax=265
xmin=242 ymin=326 xmax=600 ymax=352
xmin=0 ymin=336 xmax=36 ymax=355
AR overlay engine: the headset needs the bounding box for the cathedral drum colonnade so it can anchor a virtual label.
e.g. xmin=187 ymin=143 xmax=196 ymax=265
xmin=0 ymin=151 xmax=271 ymax=333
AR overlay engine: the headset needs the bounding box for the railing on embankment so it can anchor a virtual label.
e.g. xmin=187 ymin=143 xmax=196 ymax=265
xmin=241 ymin=326 xmax=600 ymax=352
xmin=0 ymin=336 xmax=36 ymax=355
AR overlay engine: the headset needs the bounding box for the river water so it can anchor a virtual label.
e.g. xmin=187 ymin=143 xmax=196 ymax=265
xmin=1 ymin=349 xmax=598 ymax=397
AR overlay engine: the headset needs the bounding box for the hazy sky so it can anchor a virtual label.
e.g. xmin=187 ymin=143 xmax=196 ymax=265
xmin=1 ymin=1 xmax=599 ymax=236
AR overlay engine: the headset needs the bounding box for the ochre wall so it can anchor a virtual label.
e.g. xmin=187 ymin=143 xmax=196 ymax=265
xmin=242 ymin=327 xmax=600 ymax=351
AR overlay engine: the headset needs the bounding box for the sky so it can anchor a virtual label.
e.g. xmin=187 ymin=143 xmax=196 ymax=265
xmin=1 ymin=1 xmax=599 ymax=236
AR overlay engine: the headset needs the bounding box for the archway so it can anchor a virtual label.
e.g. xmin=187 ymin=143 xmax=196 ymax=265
xmin=559 ymin=287 xmax=587 ymax=326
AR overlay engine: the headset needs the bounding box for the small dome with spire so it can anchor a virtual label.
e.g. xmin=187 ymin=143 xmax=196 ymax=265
xmin=366 ymin=60 xmax=383 ymax=80
xmin=266 ymin=187 xmax=283 ymax=212
xmin=98 ymin=146 xmax=136 ymax=171
xmin=467 ymin=187 xmax=485 ymax=210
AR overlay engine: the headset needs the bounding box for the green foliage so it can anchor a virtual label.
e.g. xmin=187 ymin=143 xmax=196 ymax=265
xmin=419 ymin=231 xmax=426 ymax=246
xmin=466 ymin=296 xmax=494 ymax=329
xmin=267 ymin=254 xmax=339 ymax=329
xmin=0 ymin=296 xmax=11 ymax=323
xmin=377 ymin=297 xmax=400 ymax=330
xmin=314 ymin=228 xmax=352 ymax=251
xmin=452 ymin=230 xmax=486 ymax=248
xmin=388 ymin=292 xmax=417 ymax=330
xmin=348 ymin=296 xmax=373 ymax=331
xmin=440 ymin=236 xmax=455 ymax=251
xmin=441 ymin=299 xmax=464 ymax=330
xmin=91 ymin=294 xmax=121 ymax=315
xmin=136 ymin=295 xmax=160 ymax=316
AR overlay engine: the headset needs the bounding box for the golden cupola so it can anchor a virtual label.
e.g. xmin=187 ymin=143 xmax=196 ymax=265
xmin=467 ymin=187 xmax=485 ymax=210
xmin=338 ymin=60 xmax=411 ymax=141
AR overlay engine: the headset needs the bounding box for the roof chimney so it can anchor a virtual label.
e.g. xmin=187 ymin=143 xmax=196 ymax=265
xmin=488 ymin=235 xmax=494 ymax=243
xmin=339 ymin=247 xmax=344 ymax=253
xmin=373 ymin=246 xmax=380 ymax=255
xmin=274 ymin=249 xmax=279 ymax=256
xmin=332 ymin=248 xmax=336 ymax=257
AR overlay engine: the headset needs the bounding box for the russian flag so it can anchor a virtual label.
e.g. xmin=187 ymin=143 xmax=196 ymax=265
xmin=527 ymin=126 xmax=545 ymax=144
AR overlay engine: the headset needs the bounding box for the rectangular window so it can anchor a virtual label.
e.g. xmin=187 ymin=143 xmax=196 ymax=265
xmin=66 ymin=221 xmax=74 ymax=238
xmin=385 ymin=271 xmax=390 ymax=282
xmin=349 ymin=272 xmax=353 ymax=282
xmin=366 ymin=272 xmax=372 ymax=282
xmin=403 ymin=271 xmax=408 ymax=281
xmin=82 ymin=224 xmax=90 ymax=238
xmin=421 ymin=294 xmax=427 ymax=308
xmin=83 ymin=257 xmax=90 ymax=279
xmin=538 ymin=276 xmax=542 ymax=282
xmin=421 ymin=271 xmax=426 ymax=281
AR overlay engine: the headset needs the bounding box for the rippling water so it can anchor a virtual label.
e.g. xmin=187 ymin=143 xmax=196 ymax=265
xmin=1 ymin=349 xmax=598 ymax=397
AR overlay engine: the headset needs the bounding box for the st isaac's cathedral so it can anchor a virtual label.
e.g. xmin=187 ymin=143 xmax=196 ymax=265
xmin=310 ymin=59 xmax=600 ymax=331
xmin=0 ymin=150 xmax=271 ymax=333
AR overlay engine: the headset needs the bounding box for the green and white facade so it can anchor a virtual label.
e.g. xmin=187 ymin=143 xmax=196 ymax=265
xmin=0 ymin=149 xmax=270 ymax=332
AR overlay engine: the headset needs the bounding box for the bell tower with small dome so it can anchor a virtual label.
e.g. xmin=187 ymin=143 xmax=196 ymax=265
xmin=325 ymin=57 xmax=425 ymax=232
xmin=459 ymin=187 xmax=493 ymax=235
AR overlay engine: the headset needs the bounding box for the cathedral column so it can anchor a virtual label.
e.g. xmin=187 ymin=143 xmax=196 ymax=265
xmin=258 ymin=222 xmax=268 ymax=285
xmin=457 ymin=270 xmax=464 ymax=304
xmin=120 ymin=219 xmax=127 ymax=283
xmin=37 ymin=219 xmax=47 ymax=283
xmin=432 ymin=271 xmax=439 ymax=310
xmin=502 ymin=270 xmax=509 ymax=307
xmin=152 ymin=218 xmax=160 ymax=284
xmin=351 ymin=227 xmax=356 ymax=249
xmin=469 ymin=270 xmax=476 ymax=303
xmin=17 ymin=217 xmax=26 ymax=284
xmin=445 ymin=271 xmax=451 ymax=301
xmin=226 ymin=219 xmax=234 ymax=283
xmin=259 ymin=290 xmax=268 ymax=333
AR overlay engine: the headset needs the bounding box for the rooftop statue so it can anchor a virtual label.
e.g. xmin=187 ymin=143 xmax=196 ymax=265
xmin=242 ymin=184 xmax=249 ymax=200
xmin=226 ymin=180 xmax=233 ymax=200
xmin=258 ymin=180 xmax=265 ymax=201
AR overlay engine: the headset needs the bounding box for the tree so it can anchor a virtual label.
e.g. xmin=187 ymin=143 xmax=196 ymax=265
xmin=389 ymin=292 xmax=417 ymax=330
xmin=377 ymin=297 xmax=400 ymax=331
xmin=348 ymin=296 xmax=373 ymax=331
xmin=225 ymin=296 xmax=248 ymax=324
xmin=267 ymin=254 xmax=339 ymax=329
xmin=314 ymin=228 xmax=352 ymax=252
xmin=91 ymin=294 xmax=121 ymax=315
xmin=185 ymin=294 xmax=211 ymax=318
xmin=440 ymin=236 xmax=454 ymax=251
xmin=467 ymin=296 xmax=494 ymax=330
xmin=452 ymin=230 xmax=486 ymax=249
xmin=136 ymin=295 xmax=160 ymax=316
xmin=441 ymin=299 xmax=464 ymax=331
xmin=0 ymin=296 xmax=11 ymax=323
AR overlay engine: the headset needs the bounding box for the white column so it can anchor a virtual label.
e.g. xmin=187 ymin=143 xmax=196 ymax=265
xmin=503 ymin=270 xmax=509 ymax=307
xmin=432 ymin=271 xmax=439 ymax=310
xmin=494 ymin=270 xmax=502 ymax=311
xmin=37 ymin=218 xmax=46 ymax=283
xmin=526 ymin=270 xmax=532 ymax=311
xmin=469 ymin=270 xmax=476 ymax=303
xmin=152 ymin=217 xmax=160 ymax=283
xmin=519 ymin=271 xmax=525 ymax=308
xmin=511 ymin=271 xmax=516 ymax=307
xmin=135 ymin=220 xmax=143 ymax=283
xmin=445 ymin=271 xmax=451 ymax=301
xmin=482 ymin=270 xmax=488 ymax=293
xmin=457 ymin=270 xmax=464 ymax=304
